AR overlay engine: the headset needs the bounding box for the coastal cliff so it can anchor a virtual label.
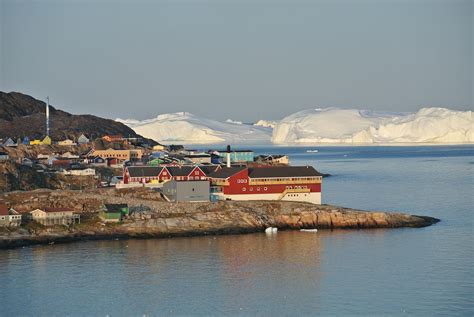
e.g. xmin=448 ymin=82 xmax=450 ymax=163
xmin=0 ymin=191 xmax=439 ymax=249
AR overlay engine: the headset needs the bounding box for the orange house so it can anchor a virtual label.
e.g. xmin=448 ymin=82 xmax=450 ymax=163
xmin=102 ymin=135 xmax=123 ymax=142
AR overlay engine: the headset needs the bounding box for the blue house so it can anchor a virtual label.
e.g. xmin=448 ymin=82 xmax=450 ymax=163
xmin=217 ymin=149 xmax=254 ymax=163
xmin=151 ymin=151 xmax=167 ymax=158
xmin=22 ymin=136 xmax=30 ymax=145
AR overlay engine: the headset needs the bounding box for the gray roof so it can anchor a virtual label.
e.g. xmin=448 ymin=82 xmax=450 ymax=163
xmin=127 ymin=166 xmax=163 ymax=177
xmin=166 ymin=166 xmax=195 ymax=176
xmin=248 ymin=166 xmax=323 ymax=178
xmin=208 ymin=167 xmax=247 ymax=179
xmin=199 ymin=165 xmax=221 ymax=175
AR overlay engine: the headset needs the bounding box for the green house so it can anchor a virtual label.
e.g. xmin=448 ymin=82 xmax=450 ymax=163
xmin=99 ymin=204 xmax=129 ymax=223
xmin=147 ymin=158 xmax=164 ymax=166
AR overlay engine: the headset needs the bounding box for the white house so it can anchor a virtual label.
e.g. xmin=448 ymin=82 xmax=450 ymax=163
xmin=60 ymin=152 xmax=80 ymax=159
xmin=2 ymin=138 xmax=16 ymax=147
xmin=0 ymin=205 xmax=22 ymax=227
xmin=29 ymin=208 xmax=80 ymax=226
xmin=58 ymin=139 xmax=77 ymax=146
xmin=0 ymin=151 xmax=9 ymax=161
xmin=77 ymin=134 xmax=90 ymax=144
xmin=63 ymin=168 xmax=95 ymax=176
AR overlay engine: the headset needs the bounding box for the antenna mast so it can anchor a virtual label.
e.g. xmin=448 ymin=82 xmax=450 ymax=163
xmin=46 ymin=96 xmax=50 ymax=137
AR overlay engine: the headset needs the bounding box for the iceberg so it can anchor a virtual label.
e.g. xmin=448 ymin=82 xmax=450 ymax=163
xmin=117 ymin=112 xmax=272 ymax=144
xmin=254 ymin=120 xmax=278 ymax=128
xmin=272 ymin=108 xmax=473 ymax=144
xmin=118 ymin=107 xmax=472 ymax=145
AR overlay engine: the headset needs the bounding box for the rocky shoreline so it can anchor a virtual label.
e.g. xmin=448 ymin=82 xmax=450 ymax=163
xmin=0 ymin=199 xmax=440 ymax=249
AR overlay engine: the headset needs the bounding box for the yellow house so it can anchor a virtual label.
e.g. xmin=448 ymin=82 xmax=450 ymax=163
xmin=90 ymin=148 xmax=143 ymax=162
xmin=153 ymin=144 xmax=166 ymax=151
xmin=30 ymin=139 xmax=42 ymax=145
xmin=42 ymin=136 xmax=52 ymax=145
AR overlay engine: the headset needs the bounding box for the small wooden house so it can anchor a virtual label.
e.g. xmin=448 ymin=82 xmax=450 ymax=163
xmin=102 ymin=135 xmax=123 ymax=142
xmin=58 ymin=139 xmax=77 ymax=146
xmin=2 ymin=138 xmax=16 ymax=147
xmin=0 ymin=205 xmax=22 ymax=227
xmin=78 ymin=134 xmax=90 ymax=144
xmin=29 ymin=208 xmax=80 ymax=226
xmin=30 ymin=139 xmax=42 ymax=145
xmin=42 ymin=136 xmax=52 ymax=145
xmin=99 ymin=204 xmax=129 ymax=223
xmin=152 ymin=144 xmax=166 ymax=151
xmin=0 ymin=151 xmax=9 ymax=161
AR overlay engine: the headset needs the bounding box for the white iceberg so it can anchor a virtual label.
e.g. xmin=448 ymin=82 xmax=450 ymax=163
xmin=254 ymin=120 xmax=278 ymax=128
xmin=117 ymin=112 xmax=272 ymax=144
xmin=272 ymin=107 xmax=473 ymax=144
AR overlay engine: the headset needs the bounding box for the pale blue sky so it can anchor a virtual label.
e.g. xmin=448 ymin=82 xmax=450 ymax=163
xmin=1 ymin=0 xmax=472 ymax=121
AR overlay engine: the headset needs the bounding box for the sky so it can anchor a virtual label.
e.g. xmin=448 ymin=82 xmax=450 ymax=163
xmin=1 ymin=0 xmax=472 ymax=122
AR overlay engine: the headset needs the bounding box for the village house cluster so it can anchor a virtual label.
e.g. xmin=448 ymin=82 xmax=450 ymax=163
xmin=0 ymin=134 xmax=153 ymax=184
xmin=1 ymin=130 xmax=323 ymax=205
xmin=121 ymin=145 xmax=322 ymax=204
xmin=0 ymin=202 xmax=132 ymax=228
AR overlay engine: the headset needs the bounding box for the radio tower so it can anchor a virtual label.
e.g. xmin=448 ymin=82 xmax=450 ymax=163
xmin=46 ymin=96 xmax=50 ymax=137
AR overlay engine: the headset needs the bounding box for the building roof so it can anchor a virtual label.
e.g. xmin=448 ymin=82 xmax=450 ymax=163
xmin=185 ymin=154 xmax=211 ymax=158
xmin=127 ymin=166 xmax=163 ymax=177
xmin=166 ymin=166 xmax=195 ymax=176
xmin=43 ymin=207 xmax=75 ymax=213
xmin=0 ymin=204 xmax=8 ymax=216
xmin=208 ymin=166 xmax=247 ymax=179
xmin=216 ymin=149 xmax=253 ymax=153
xmin=105 ymin=204 xmax=128 ymax=213
xmin=199 ymin=165 xmax=221 ymax=175
xmin=248 ymin=166 xmax=323 ymax=178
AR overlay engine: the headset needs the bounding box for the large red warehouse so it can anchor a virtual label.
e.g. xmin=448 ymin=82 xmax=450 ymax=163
xmin=209 ymin=166 xmax=323 ymax=204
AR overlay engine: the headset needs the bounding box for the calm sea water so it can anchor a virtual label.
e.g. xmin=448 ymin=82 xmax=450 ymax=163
xmin=1 ymin=146 xmax=473 ymax=316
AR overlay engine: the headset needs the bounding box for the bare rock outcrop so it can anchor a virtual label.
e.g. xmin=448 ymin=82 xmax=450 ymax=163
xmin=0 ymin=189 xmax=439 ymax=249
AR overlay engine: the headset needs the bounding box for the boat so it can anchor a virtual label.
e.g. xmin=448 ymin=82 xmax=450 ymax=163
xmin=306 ymin=150 xmax=318 ymax=153
xmin=300 ymin=229 xmax=318 ymax=232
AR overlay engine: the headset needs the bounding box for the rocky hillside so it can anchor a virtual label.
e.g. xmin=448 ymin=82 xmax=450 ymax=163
xmin=0 ymin=91 xmax=152 ymax=142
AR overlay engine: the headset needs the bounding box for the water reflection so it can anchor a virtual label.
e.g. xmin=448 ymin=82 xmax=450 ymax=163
xmin=1 ymin=146 xmax=473 ymax=315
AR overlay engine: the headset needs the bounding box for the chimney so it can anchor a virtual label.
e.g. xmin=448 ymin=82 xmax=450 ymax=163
xmin=226 ymin=145 xmax=231 ymax=168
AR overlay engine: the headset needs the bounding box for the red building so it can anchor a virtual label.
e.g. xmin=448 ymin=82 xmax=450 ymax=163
xmin=123 ymin=165 xmax=220 ymax=184
xmin=209 ymin=166 xmax=323 ymax=204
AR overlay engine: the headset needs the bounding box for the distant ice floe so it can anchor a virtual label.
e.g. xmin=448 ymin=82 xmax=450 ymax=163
xmin=271 ymin=108 xmax=473 ymax=144
xmin=225 ymin=119 xmax=243 ymax=125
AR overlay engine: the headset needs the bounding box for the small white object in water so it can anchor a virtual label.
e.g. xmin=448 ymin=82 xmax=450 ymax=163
xmin=265 ymin=227 xmax=278 ymax=233
xmin=306 ymin=150 xmax=318 ymax=153
xmin=300 ymin=229 xmax=318 ymax=232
